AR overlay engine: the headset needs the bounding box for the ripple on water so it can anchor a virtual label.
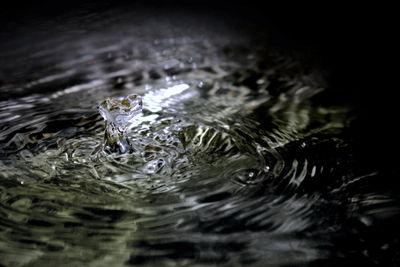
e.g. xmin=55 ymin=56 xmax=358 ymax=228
xmin=0 ymin=7 xmax=395 ymax=267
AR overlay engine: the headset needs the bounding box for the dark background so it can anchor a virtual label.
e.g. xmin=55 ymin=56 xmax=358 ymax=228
xmin=0 ymin=1 xmax=394 ymax=176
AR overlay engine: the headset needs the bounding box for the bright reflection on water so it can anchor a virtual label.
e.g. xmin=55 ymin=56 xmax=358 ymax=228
xmin=144 ymin=83 xmax=191 ymax=113
xmin=0 ymin=6 xmax=398 ymax=267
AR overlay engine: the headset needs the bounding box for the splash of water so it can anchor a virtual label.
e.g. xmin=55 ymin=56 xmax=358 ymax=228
xmin=99 ymin=94 xmax=142 ymax=153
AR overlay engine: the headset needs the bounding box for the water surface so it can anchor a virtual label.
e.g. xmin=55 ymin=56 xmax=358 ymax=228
xmin=0 ymin=6 xmax=398 ymax=266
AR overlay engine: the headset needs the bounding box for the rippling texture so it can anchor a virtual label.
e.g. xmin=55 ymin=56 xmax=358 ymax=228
xmin=0 ymin=6 xmax=398 ymax=267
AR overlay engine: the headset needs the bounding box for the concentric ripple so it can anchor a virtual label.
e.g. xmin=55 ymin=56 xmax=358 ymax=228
xmin=0 ymin=6 xmax=397 ymax=267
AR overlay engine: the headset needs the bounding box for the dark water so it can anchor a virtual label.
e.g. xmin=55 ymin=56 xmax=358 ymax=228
xmin=0 ymin=5 xmax=399 ymax=267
